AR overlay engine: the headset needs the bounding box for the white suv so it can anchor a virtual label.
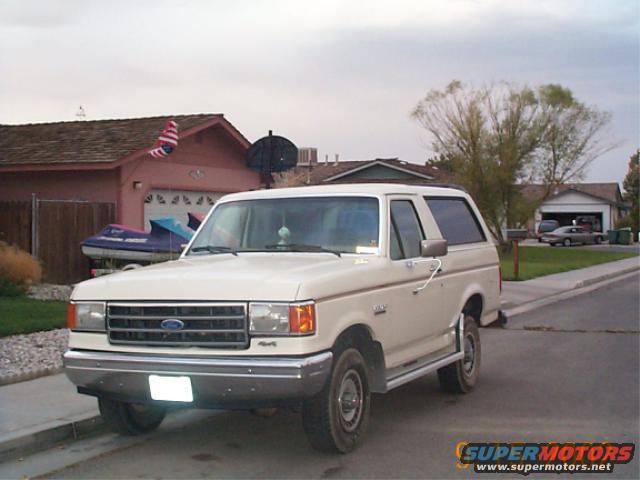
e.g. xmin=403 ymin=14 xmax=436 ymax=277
xmin=64 ymin=184 xmax=501 ymax=453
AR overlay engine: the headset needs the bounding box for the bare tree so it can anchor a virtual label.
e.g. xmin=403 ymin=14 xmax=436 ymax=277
xmin=536 ymin=84 xmax=615 ymax=196
xmin=412 ymin=80 xmax=613 ymax=246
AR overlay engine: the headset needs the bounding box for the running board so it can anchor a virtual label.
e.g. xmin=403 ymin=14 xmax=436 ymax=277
xmin=386 ymin=351 xmax=464 ymax=391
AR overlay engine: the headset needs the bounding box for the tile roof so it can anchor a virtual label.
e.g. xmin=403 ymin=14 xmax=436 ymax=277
xmin=0 ymin=114 xmax=242 ymax=166
xmin=288 ymin=158 xmax=451 ymax=186
xmin=520 ymin=183 xmax=623 ymax=205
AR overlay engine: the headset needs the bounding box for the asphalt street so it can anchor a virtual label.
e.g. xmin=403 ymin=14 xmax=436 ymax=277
xmin=15 ymin=274 xmax=640 ymax=479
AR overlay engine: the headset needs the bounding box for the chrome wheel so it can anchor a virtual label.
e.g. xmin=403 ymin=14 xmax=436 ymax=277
xmin=337 ymin=369 xmax=363 ymax=432
xmin=463 ymin=333 xmax=476 ymax=376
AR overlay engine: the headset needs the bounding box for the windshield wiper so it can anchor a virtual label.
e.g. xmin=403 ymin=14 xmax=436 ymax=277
xmin=265 ymin=243 xmax=341 ymax=257
xmin=190 ymin=245 xmax=238 ymax=256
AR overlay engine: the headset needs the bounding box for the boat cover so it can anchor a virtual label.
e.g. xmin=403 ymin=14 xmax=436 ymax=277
xmin=187 ymin=212 xmax=205 ymax=231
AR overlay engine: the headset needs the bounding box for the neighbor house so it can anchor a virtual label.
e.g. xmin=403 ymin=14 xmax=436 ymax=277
xmin=279 ymin=154 xmax=451 ymax=187
xmin=0 ymin=114 xmax=260 ymax=230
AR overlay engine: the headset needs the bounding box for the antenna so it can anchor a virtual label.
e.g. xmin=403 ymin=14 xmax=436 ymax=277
xmin=76 ymin=106 xmax=86 ymax=120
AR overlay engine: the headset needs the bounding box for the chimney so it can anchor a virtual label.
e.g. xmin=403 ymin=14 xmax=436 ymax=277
xmin=296 ymin=148 xmax=318 ymax=167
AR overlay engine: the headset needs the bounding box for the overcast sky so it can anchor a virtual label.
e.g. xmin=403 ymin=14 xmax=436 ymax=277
xmin=1 ymin=0 xmax=638 ymax=184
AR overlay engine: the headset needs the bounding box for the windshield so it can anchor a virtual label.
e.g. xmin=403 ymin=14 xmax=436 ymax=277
xmin=186 ymin=196 xmax=380 ymax=255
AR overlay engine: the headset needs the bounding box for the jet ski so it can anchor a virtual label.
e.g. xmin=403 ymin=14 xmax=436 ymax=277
xmin=81 ymin=218 xmax=193 ymax=262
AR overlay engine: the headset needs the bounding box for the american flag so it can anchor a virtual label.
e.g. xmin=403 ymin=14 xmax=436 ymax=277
xmin=148 ymin=120 xmax=179 ymax=158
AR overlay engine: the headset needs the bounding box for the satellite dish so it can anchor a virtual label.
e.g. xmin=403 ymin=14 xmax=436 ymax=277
xmin=246 ymin=131 xmax=298 ymax=188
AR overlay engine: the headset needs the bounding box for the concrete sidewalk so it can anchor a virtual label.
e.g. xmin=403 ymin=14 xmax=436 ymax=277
xmin=501 ymin=256 xmax=640 ymax=309
xmin=1 ymin=255 xmax=638 ymax=463
xmin=0 ymin=373 xmax=101 ymax=462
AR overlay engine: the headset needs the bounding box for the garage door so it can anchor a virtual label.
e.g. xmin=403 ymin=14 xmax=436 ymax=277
xmin=144 ymin=189 xmax=225 ymax=230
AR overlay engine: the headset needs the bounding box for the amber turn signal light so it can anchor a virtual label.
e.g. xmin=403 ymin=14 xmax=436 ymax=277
xmin=67 ymin=303 xmax=76 ymax=329
xmin=289 ymin=303 xmax=315 ymax=335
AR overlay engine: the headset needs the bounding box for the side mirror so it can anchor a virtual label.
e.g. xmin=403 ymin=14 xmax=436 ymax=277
xmin=420 ymin=239 xmax=448 ymax=257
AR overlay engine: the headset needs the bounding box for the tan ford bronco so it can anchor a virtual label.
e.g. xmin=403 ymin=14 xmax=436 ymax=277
xmin=64 ymin=183 xmax=502 ymax=453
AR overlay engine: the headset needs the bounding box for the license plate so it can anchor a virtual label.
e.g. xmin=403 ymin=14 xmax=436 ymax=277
xmin=148 ymin=375 xmax=193 ymax=402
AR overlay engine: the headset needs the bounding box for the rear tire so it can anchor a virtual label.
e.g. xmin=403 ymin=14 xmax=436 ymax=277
xmin=563 ymin=238 xmax=571 ymax=247
xmin=98 ymin=398 xmax=166 ymax=435
xmin=438 ymin=316 xmax=481 ymax=394
xmin=302 ymin=347 xmax=371 ymax=453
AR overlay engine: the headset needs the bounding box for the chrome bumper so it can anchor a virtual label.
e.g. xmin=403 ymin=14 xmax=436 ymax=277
xmin=63 ymin=350 xmax=333 ymax=408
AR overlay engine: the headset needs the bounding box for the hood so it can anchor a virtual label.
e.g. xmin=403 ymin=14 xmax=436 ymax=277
xmin=72 ymin=252 xmax=388 ymax=302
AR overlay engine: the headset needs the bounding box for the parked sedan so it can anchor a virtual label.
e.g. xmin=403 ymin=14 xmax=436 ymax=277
xmin=542 ymin=226 xmax=605 ymax=247
xmin=536 ymin=219 xmax=560 ymax=242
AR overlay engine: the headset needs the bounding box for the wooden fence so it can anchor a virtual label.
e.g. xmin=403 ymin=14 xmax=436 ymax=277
xmin=0 ymin=198 xmax=115 ymax=284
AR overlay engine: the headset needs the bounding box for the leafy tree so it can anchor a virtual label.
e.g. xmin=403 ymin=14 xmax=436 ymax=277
xmin=412 ymin=81 xmax=612 ymax=245
xmin=618 ymin=149 xmax=639 ymax=232
xmin=425 ymin=153 xmax=455 ymax=173
xmin=622 ymin=149 xmax=639 ymax=204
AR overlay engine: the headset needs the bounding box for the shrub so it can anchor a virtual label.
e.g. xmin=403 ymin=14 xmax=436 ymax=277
xmin=0 ymin=241 xmax=42 ymax=295
xmin=615 ymin=206 xmax=639 ymax=234
xmin=0 ymin=278 xmax=26 ymax=296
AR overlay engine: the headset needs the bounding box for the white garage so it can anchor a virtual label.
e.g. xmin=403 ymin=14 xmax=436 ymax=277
xmin=529 ymin=183 xmax=628 ymax=233
xmin=143 ymin=189 xmax=225 ymax=230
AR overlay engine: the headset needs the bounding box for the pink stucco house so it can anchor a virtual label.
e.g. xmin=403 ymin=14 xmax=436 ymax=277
xmin=0 ymin=114 xmax=261 ymax=230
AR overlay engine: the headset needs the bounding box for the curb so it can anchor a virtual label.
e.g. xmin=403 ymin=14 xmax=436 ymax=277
xmin=0 ymin=366 xmax=63 ymax=387
xmin=574 ymin=264 xmax=640 ymax=289
xmin=501 ymin=263 xmax=640 ymax=312
xmin=0 ymin=413 xmax=104 ymax=463
xmin=503 ymin=268 xmax=639 ymax=320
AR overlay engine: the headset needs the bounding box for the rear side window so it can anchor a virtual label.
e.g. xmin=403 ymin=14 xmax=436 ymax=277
xmin=424 ymin=197 xmax=486 ymax=246
xmin=390 ymin=200 xmax=425 ymax=259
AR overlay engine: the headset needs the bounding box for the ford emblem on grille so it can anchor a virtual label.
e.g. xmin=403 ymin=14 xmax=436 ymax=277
xmin=160 ymin=318 xmax=184 ymax=331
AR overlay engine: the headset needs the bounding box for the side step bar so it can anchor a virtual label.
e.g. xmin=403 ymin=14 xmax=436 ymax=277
xmin=385 ymin=313 xmax=465 ymax=391
xmin=386 ymin=351 xmax=463 ymax=391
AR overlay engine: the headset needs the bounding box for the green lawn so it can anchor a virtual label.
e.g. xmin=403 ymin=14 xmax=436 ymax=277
xmin=500 ymin=246 xmax=638 ymax=281
xmin=0 ymin=297 xmax=67 ymax=337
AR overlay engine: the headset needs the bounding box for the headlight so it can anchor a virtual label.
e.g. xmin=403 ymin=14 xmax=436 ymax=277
xmin=67 ymin=302 xmax=106 ymax=331
xmin=249 ymin=302 xmax=315 ymax=336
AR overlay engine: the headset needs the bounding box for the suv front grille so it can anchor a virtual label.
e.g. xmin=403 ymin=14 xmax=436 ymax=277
xmin=107 ymin=303 xmax=248 ymax=349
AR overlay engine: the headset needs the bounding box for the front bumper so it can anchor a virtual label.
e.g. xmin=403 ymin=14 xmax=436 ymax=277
xmin=63 ymin=350 xmax=333 ymax=408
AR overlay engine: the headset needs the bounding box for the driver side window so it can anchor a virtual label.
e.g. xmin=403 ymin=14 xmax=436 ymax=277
xmin=390 ymin=200 xmax=425 ymax=260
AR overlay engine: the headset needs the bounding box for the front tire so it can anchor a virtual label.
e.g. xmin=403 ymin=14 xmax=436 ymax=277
xmin=438 ymin=316 xmax=481 ymax=394
xmin=563 ymin=238 xmax=571 ymax=247
xmin=302 ymin=347 xmax=371 ymax=453
xmin=98 ymin=398 xmax=166 ymax=435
